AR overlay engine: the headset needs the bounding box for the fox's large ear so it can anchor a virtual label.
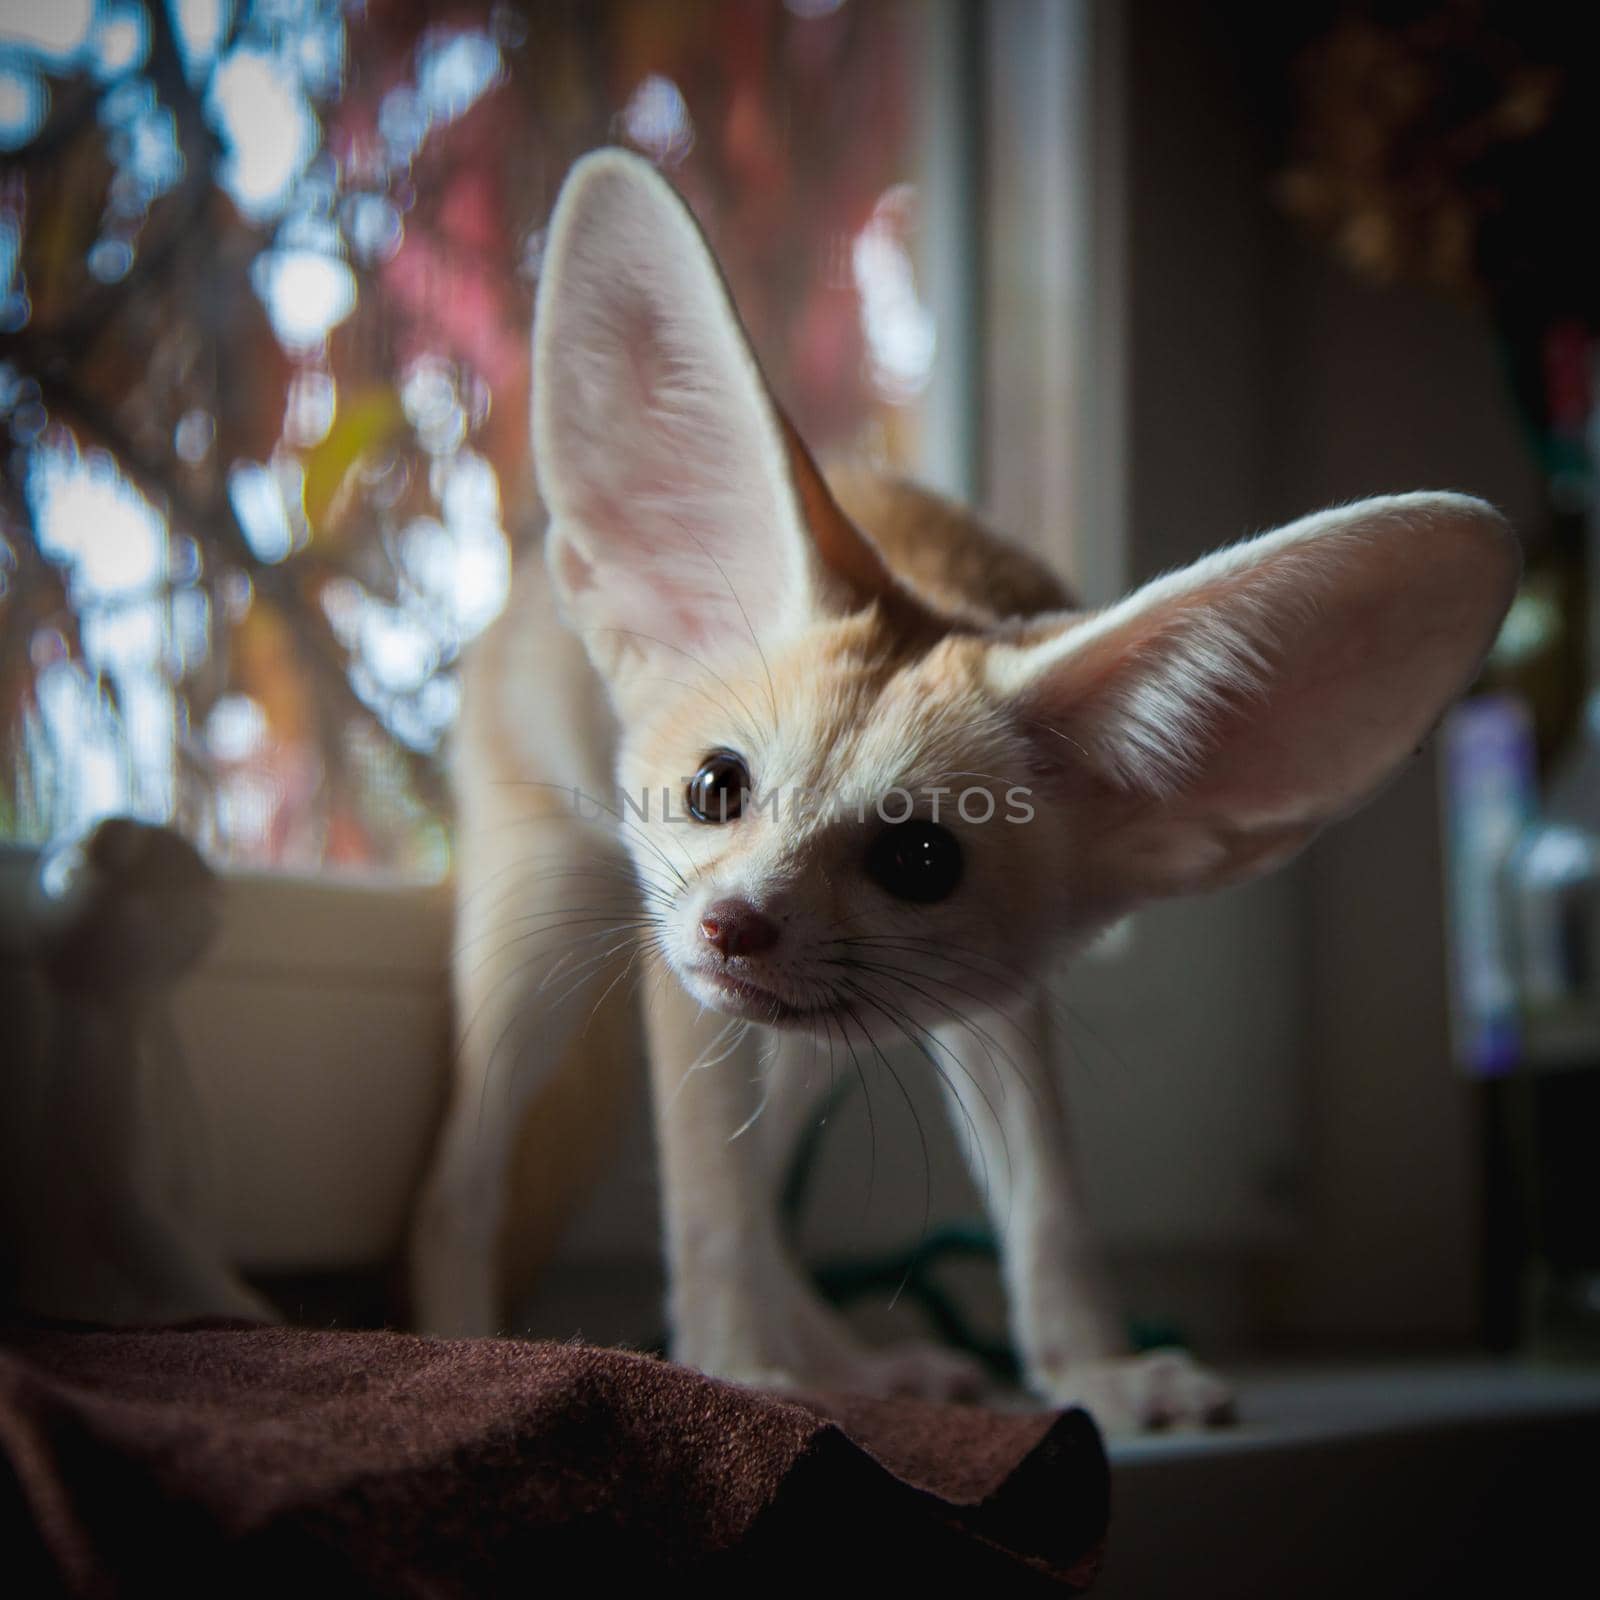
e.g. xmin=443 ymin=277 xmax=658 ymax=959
xmin=532 ymin=148 xmax=891 ymax=674
xmin=987 ymin=494 xmax=1518 ymax=900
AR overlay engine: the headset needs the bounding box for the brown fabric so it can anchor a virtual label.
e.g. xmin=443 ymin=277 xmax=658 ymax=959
xmin=0 ymin=1322 xmax=1107 ymax=1593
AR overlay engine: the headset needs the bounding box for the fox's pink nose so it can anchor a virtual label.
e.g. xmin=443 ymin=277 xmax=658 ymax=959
xmin=698 ymin=899 xmax=779 ymax=959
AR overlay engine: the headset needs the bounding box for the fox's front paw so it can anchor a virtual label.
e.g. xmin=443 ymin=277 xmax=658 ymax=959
xmin=697 ymin=1337 xmax=991 ymax=1404
xmin=817 ymin=1339 xmax=991 ymax=1403
xmin=1036 ymin=1348 xmax=1234 ymax=1434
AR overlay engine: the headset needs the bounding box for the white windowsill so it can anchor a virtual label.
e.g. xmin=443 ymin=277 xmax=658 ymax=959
xmin=176 ymin=869 xmax=452 ymax=1269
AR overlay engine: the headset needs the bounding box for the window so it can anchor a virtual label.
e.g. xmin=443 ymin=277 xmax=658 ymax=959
xmin=0 ymin=0 xmax=945 ymax=877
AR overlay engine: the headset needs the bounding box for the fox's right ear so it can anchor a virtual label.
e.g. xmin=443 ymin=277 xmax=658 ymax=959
xmin=985 ymin=493 xmax=1518 ymax=900
xmin=533 ymin=149 xmax=893 ymax=680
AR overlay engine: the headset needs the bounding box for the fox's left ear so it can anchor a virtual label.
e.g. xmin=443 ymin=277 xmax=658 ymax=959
xmin=532 ymin=148 xmax=898 ymax=678
xmin=986 ymin=493 xmax=1519 ymax=899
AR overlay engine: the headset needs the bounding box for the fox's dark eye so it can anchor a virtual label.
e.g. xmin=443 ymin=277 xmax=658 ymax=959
xmin=865 ymin=820 xmax=963 ymax=904
xmin=687 ymin=751 xmax=750 ymax=823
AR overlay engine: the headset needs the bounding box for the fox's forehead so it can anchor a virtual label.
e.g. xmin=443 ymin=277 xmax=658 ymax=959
xmin=632 ymin=612 xmax=1021 ymax=805
xmin=788 ymin=646 xmax=1014 ymax=803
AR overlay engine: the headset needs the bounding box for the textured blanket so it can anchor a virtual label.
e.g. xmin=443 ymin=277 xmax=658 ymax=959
xmin=0 ymin=1322 xmax=1107 ymax=1592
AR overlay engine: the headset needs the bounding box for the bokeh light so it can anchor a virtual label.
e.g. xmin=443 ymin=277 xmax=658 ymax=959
xmin=1 ymin=0 xmax=927 ymax=876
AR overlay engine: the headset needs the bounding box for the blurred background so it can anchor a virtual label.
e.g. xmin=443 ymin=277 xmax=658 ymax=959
xmin=2 ymin=0 xmax=1597 ymax=1373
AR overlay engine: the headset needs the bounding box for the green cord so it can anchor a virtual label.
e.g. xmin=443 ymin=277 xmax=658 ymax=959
xmin=656 ymin=1081 xmax=1175 ymax=1374
xmin=780 ymin=1082 xmax=1019 ymax=1380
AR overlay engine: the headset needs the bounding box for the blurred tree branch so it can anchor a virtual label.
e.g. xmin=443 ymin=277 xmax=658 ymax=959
xmin=0 ymin=1 xmax=458 ymax=834
xmin=3 ymin=0 xmax=914 ymax=865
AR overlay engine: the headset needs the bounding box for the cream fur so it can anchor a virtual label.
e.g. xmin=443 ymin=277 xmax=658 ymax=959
xmin=411 ymin=149 xmax=1518 ymax=1432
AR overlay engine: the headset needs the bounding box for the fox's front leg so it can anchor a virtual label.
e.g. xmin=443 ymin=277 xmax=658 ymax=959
xmin=935 ymin=991 xmax=1233 ymax=1432
xmin=643 ymin=963 xmax=804 ymax=1381
xmin=644 ymin=965 xmax=984 ymax=1400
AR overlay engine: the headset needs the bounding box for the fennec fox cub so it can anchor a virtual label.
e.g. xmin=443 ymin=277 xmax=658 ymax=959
xmin=413 ymin=149 xmax=1517 ymax=1431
